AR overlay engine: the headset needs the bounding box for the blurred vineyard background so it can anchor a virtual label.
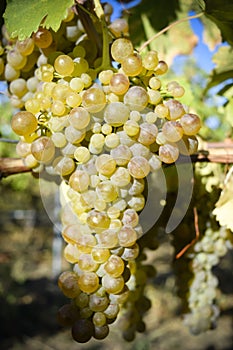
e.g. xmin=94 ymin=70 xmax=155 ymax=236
xmin=0 ymin=0 xmax=233 ymax=349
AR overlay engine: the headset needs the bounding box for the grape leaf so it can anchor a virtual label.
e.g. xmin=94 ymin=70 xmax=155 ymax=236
xmin=213 ymin=166 xmax=233 ymax=231
xmin=4 ymin=0 xmax=74 ymax=40
xmin=202 ymin=0 xmax=233 ymax=46
xmin=205 ymin=46 xmax=233 ymax=91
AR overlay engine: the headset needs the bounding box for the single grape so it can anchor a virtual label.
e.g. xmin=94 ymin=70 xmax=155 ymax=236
xmin=180 ymin=113 xmax=201 ymax=135
xmin=33 ymin=27 xmax=53 ymax=48
xmin=58 ymin=271 xmax=80 ymax=298
xmin=72 ymin=319 xmax=94 ymax=343
xmin=159 ymin=143 xmax=179 ymax=163
xmin=31 ymin=136 xmax=55 ymax=163
xmin=78 ymin=272 xmax=99 ymax=294
xmin=121 ymin=53 xmax=143 ymax=76
xmin=111 ymin=38 xmax=134 ymax=63
xmin=82 ymin=87 xmax=106 ymax=113
xmin=11 ymin=111 xmax=38 ymax=136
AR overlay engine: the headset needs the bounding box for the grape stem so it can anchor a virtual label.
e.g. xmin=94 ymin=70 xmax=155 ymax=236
xmin=139 ymin=12 xmax=204 ymax=52
xmin=93 ymin=0 xmax=114 ymax=72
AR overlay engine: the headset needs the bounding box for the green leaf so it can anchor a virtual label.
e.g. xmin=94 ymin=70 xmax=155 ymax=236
xmin=203 ymin=0 xmax=233 ymax=46
xmin=4 ymin=0 xmax=74 ymax=40
xmin=213 ymin=166 xmax=233 ymax=231
xmin=225 ymin=98 xmax=233 ymax=127
xmin=205 ymin=46 xmax=233 ymax=91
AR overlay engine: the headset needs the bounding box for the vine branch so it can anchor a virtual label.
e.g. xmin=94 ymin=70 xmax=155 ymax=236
xmin=139 ymin=12 xmax=204 ymax=52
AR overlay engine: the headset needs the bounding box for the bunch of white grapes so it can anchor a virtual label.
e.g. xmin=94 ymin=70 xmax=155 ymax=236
xmin=183 ymin=226 xmax=233 ymax=335
xmin=1 ymin=3 xmax=203 ymax=343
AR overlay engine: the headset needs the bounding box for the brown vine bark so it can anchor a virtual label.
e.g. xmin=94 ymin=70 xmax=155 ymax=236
xmin=1 ymin=140 xmax=233 ymax=179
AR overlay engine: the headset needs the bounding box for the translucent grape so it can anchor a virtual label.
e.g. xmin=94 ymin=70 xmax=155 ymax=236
xmin=142 ymin=50 xmax=159 ymax=70
xmin=33 ymin=27 xmax=53 ymax=48
xmin=124 ymin=86 xmax=149 ymax=111
xmin=69 ymin=107 xmax=90 ymax=129
xmin=104 ymin=102 xmax=130 ymax=126
xmin=138 ymin=122 xmax=158 ymax=146
xmin=159 ymin=143 xmax=179 ymax=163
xmin=102 ymin=274 xmax=124 ymax=294
xmin=121 ymin=53 xmax=143 ymax=76
xmin=91 ymin=247 xmax=110 ymax=263
xmin=180 ymin=113 xmax=201 ymax=135
xmin=11 ymin=111 xmax=38 ymax=136
xmin=58 ymin=271 xmax=80 ymax=298
xmin=118 ymin=226 xmax=138 ymax=247
xmin=165 ymin=99 xmax=185 ymax=120
xmin=82 ymin=87 xmax=106 ymax=113
xmin=128 ymin=156 xmax=150 ymax=179
xmin=104 ymin=255 xmax=125 ymax=277
xmin=162 ymin=120 xmax=183 ymax=142
xmin=69 ymin=170 xmax=90 ymax=193
xmin=109 ymin=73 xmax=130 ymax=95
xmin=95 ymin=154 xmax=116 ymax=176
xmin=111 ymin=38 xmax=134 ymax=63
xmin=86 ymin=210 xmax=111 ymax=233
xmin=78 ymin=272 xmax=99 ymax=294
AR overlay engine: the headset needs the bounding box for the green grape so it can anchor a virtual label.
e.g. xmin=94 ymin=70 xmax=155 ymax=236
xmin=110 ymin=145 xmax=132 ymax=166
xmin=104 ymin=303 xmax=119 ymax=319
xmin=109 ymin=18 xmax=129 ymax=37
xmin=154 ymin=103 xmax=169 ymax=119
xmin=96 ymin=180 xmax=118 ymax=202
xmin=109 ymin=73 xmax=130 ymax=95
xmin=104 ymin=102 xmax=130 ymax=126
xmin=53 ymin=156 xmax=75 ymax=176
xmin=11 ymin=111 xmax=38 ymax=136
xmin=54 ymin=54 xmax=74 ymax=76
xmin=138 ymin=122 xmax=158 ymax=146
xmin=98 ymin=69 xmax=114 ymax=85
xmin=124 ymin=86 xmax=149 ymax=111
xmin=180 ymin=113 xmax=201 ymax=135
xmin=65 ymin=125 xmax=85 ymax=144
xmin=97 ymin=229 xmax=119 ymax=249
xmin=128 ymin=156 xmax=150 ymax=179
xmin=93 ymin=311 xmax=107 ymax=327
xmin=72 ymin=57 xmax=89 ymax=76
xmin=86 ymin=210 xmax=111 ymax=233
xmin=177 ymin=135 xmax=198 ymax=155
xmin=69 ymin=170 xmax=90 ymax=193
xmin=102 ymin=274 xmax=125 ymax=294
xmin=104 ymin=254 xmax=125 ymax=277
xmin=25 ymin=98 xmax=41 ymax=114
xmin=142 ymin=50 xmax=159 ymax=70
xmin=74 ymin=146 xmax=90 ymax=163
xmin=58 ymin=271 xmax=80 ymax=298
xmin=62 ymin=225 xmax=96 ymax=247
xmin=82 ymin=86 xmax=106 ymax=113
xmin=95 ymin=154 xmax=116 ymax=176
xmin=159 ymin=143 xmax=179 ymax=163
xmin=91 ymin=247 xmax=110 ymax=263
xmin=121 ymin=243 xmax=140 ymax=260
xmin=64 ymin=243 xmax=80 ymax=263
xmin=78 ymin=271 xmax=99 ymax=294
xmin=118 ymin=226 xmax=138 ymax=247
xmin=123 ymin=120 xmax=140 ymax=137
xmin=162 ymin=120 xmax=183 ymax=142
xmin=154 ymin=60 xmax=168 ymax=75
xmin=31 ymin=136 xmax=55 ymax=163
xmin=51 ymin=100 xmax=66 ymax=116
xmin=110 ymin=167 xmax=131 ymax=187
xmin=111 ymin=38 xmax=134 ymax=63
xmin=7 ymin=49 xmax=27 ymax=69
xmin=16 ymin=140 xmax=31 ymax=157
xmin=165 ymin=99 xmax=185 ymax=120
xmin=68 ymin=107 xmax=90 ymax=129
xmin=75 ymin=292 xmax=89 ymax=308
xmin=33 ymin=27 xmax=53 ymax=48
xmin=89 ymin=293 xmax=109 ymax=312
xmin=121 ymin=53 xmax=143 ymax=76
xmin=78 ymin=253 xmax=99 ymax=272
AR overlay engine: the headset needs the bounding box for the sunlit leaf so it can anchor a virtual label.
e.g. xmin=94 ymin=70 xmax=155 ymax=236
xmin=203 ymin=0 xmax=233 ymax=46
xmin=213 ymin=166 xmax=233 ymax=231
xmin=4 ymin=0 xmax=74 ymax=40
xmin=205 ymin=46 xmax=233 ymax=91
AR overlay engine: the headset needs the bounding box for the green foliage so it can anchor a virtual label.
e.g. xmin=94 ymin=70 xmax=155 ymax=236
xmin=201 ymin=0 xmax=233 ymax=46
xmin=4 ymin=0 xmax=74 ymax=40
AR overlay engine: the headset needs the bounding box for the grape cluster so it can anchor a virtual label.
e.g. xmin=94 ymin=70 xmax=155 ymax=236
xmin=182 ymin=226 xmax=233 ymax=335
xmin=1 ymin=2 xmax=203 ymax=343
